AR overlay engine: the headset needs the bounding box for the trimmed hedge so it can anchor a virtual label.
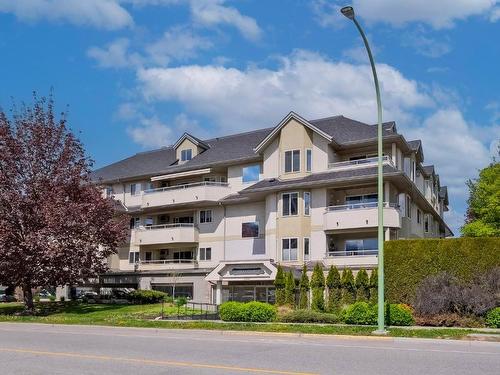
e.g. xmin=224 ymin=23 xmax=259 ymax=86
xmin=128 ymin=290 xmax=168 ymax=304
xmin=486 ymin=307 xmax=500 ymax=328
xmin=279 ymin=309 xmax=339 ymax=324
xmin=341 ymin=302 xmax=415 ymax=326
xmin=386 ymin=304 xmax=415 ymax=326
xmin=385 ymin=238 xmax=500 ymax=304
xmin=219 ymin=301 xmax=277 ymax=322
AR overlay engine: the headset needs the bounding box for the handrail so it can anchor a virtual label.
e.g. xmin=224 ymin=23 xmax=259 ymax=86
xmin=328 ymin=155 xmax=394 ymax=169
xmin=138 ymin=223 xmax=196 ymax=230
xmin=326 ymin=202 xmax=398 ymax=211
xmin=326 ymin=249 xmax=378 ymax=257
xmin=140 ymin=259 xmax=196 ymax=264
xmin=144 ymin=181 xmax=229 ymax=195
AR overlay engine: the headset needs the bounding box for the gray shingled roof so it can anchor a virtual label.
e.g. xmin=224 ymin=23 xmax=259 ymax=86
xmin=92 ymin=114 xmax=400 ymax=183
xmin=422 ymin=165 xmax=435 ymax=176
xmin=407 ymin=140 xmax=421 ymax=151
xmin=237 ymin=165 xmax=399 ymax=193
xmin=439 ymin=186 xmax=449 ymax=205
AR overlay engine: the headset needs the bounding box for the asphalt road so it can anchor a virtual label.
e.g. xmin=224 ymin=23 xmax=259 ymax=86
xmin=0 ymin=323 xmax=499 ymax=375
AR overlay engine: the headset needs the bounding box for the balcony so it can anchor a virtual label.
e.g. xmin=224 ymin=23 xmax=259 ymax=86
xmin=141 ymin=182 xmax=231 ymax=209
xmin=324 ymin=202 xmax=401 ymax=231
xmin=328 ymin=155 xmax=395 ymax=171
xmin=134 ymin=223 xmax=199 ymax=246
xmin=138 ymin=258 xmax=198 ymax=271
xmin=324 ymin=249 xmax=378 ymax=267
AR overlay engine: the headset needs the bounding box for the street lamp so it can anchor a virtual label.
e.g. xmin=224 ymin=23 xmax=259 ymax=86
xmin=340 ymin=5 xmax=387 ymax=334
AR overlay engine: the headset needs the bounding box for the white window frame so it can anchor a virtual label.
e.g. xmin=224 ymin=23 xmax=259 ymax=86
xmin=130 ymin=182 xmax=142 ymax=196
xmin=417 ymin=209 xmax=421 ymax=224
xmin=199 ymin=209 xmax=213 ymax=224
xmin=303 ymin=191 xmax=311 ymax=216
xmin=199 ymin=247 xmax=212 ymax=261
xmin=281 ymin=237 xmax=298 ymax=261
xmin=241 ymin=221 xmax=259 ymax=238
xmin=181 ymin=149 xmax=192 ymax=162
xmin=129 ymin=251 xmax=140 ymax=264
xmin=424 ymin=214 xmax=430 ymax=233
xmin=282 ymin=192 xmax=299 ymax=217
xmin=284 ymin=149 xmax=300 ymax=173
xmin=306 ymin=149 xmax=312 ymax=172
xmin=405 ymin=195 xmax=412 ymax=218
xmin=304 ymin=237 xmax=310 ymax=261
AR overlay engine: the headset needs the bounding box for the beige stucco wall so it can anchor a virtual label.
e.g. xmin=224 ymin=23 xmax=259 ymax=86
xmin=278 ymin=118 xmax=313 ymax=180
xmin=175 ymin=138 xmax=203 ymax=162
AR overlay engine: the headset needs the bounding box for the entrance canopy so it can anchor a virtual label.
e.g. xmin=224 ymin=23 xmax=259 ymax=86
xmin=205 ymin=260 xmax=278 ymax=283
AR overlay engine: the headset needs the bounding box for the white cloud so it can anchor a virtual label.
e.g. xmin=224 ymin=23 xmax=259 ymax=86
xmin=401 ymin=31 xmax=452 ymax=58
xmin=190 ymin=0 xmax=262 ymax=41
xmin=127 ymin=116 xmax=173 ymax=148
xmin=87 ymin=38 xmax=143 ymax=69
xmin=312 ymin=0 xmax=499 ymax=29
xmin=137 ymin=50 xmax=433 ymax=132
xmin=490 ymin=6 xmax=500 ymax=21
xmin=0 ymin=0 xmax=133 ymax=30
xmin=403 ymin=109 xmax=493 ymax=200
xmin=145 ymin=26 xmax=213 ymax=66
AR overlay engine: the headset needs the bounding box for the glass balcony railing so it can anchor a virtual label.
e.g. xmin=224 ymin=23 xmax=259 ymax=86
xmin=328 ymin=155 xmax=395 ymax=170
xmin=326 ymin=202 xmax=399 ymax=211
xmin=143 ymin=181 xmax=229 ymax=195
xmin=325 ymin=249 xmax=378 ymax=257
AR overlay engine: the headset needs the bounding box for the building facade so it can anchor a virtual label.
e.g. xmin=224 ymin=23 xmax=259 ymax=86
xmin=93 ymin=112 xmax=452 ymax=304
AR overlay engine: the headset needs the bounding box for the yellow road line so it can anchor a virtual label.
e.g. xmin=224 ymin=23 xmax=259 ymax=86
xmin=0 ymin=347 xmax=317 ymax=375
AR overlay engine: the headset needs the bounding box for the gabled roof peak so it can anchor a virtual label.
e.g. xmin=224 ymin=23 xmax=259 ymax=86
xmin=173 ymin=132 xmax=210 ymax=150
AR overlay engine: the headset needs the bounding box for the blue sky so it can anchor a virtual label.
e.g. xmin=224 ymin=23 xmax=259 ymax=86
xmin=0 ymin=0 xmax=499 ymax=235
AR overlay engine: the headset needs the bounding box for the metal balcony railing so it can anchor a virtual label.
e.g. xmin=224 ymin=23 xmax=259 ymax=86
xmin=326 ymin=202 xmax=398 ymax=211
xmin=326 ymin=249 xmax=378 ymax=257
xmin=140 ymin=259 xmax=196 ymax=265
xmin=143 ymin=181 xmax=229 ymax=195
xmin=328 ymin=155 xmax=395 ymax=170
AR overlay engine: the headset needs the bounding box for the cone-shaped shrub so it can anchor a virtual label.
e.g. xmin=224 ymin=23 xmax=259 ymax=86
xmin=310 ymin=263 xmax=325 ymax=311
xmin=369 ymin=268 xmax=378 ymax=304
xmin=355 ymin=269 xmax=370 ymax=302
xmin=298 ymin=264 xmax=310 ymax=309
xmin=284 ymin=270 xmax=296 ymax=307
xmin=341 ymin=268 xmax=356 ymax=305
xmin=274 ymin=265 xmax=286 ymax=306
xmin=326 ymin=265 xmax=342 ymax=313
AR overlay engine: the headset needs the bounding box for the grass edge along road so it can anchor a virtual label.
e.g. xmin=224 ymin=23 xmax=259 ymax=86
xmin=0 ymin=302 xmax=498 ymax=340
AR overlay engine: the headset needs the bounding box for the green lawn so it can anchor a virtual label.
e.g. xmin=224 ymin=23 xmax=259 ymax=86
xmin=0 ymin=302 xmax=497 ymax=340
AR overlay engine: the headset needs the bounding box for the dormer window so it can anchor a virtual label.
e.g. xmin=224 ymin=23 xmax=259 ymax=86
xmin=181 ymin=149 xmax=192 ymax=162
xmin=284 ymin=150 xmax=300 ymax=173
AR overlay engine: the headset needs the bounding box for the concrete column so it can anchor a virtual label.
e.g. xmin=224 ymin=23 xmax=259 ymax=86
xmin=385 ymin=228 xmax=390 ymax=241
xmin=391 ymin=143 xmax=397 ymax=166
xmin=384 ymin=181 xmax=390 ymax=203
xmin=215 ymin=281 xmax=222 ymax=305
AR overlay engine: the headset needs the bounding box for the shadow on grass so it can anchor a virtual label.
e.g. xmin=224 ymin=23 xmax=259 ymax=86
xmin=0 ymin=302 xmax=133 ymax=317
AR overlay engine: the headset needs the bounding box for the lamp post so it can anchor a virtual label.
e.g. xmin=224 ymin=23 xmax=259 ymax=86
xmin=340 ymin=5 xmax=386 ymax=334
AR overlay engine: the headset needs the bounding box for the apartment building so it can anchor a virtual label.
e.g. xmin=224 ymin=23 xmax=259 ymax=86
xmin=93 ymin=112 xmax=452 ymax=304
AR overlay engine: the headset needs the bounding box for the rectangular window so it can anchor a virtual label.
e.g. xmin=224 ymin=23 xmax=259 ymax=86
xmin=174 ymin=216 xmax=194 ymax=224
xmin=144 ymin=217 xmax=154 ymax=226
xmin=417 ymin=209 xmax=421 ymax=224
xmin=199 ymin=247 xmax=211 ymax=261
xmin=345 ymin=238 xmax=377 ymax=253
xmin=242 ymin=164 xmax=260 ymax=183
xmin=282 ymin=192 xmax=298 ymax=216
xmin=105 ymin=186 xmax=114 ymax=197
xmin=199 ymin=210 xmax=212 ymax=224
xmin=145 ymin=251 xmax=152 ymax=261
xmin=282 ymin=238 xmax=298 ymax=261
xmin=242 ymin=222 xmax=259 ymax=238
xmin=130 ymin=183 xmax=141 ymax=196
xmin=284 ymin=150 xmax=300 ymax=173
xmin=304 ymin=238 xmax=310 ymax=261
xmin=304 ymin=192 xmax=311 ymax=216
xmin=181 ymin=149 xmax=192 ymax=161
xmin=128 ymin=251 xmax=140 ymax=264
xmin=405 ymin=195 xmax=412 ymax=218
xmin=144 ymin=182 xmax=154 ymax=191
xmin=306 ymin=149 xmax=312 ymax=172
xmin=424 ymin=215 xmax=429 ymax=233
xmin=129 ymin=217 xmax=140 ymax=229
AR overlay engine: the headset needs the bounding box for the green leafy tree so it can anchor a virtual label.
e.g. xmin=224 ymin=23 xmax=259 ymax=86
xmin=355 ymin=269 xmax=370 ymax=302
xmin=310 ymin=263 xmax=325 ymax=311
xmin=284 ymin=271 xmax=296 ymax=306
xmin=274 ymin=265 xmax=286 ymax=306
xmin=326 ymin=265 xmax=342 ymax=313
xmin=341 ymin=268 xmax=356 ymax=305
xmin=461 ymin=161 xmax=500 ymax=237
xmin=298 ymin=264 xmax=310 ymax=309
xmin=369 ymin=269 xmax=378 ymax=304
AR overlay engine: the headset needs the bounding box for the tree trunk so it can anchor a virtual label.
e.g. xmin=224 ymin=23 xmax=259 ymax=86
xmin=22 ymin=284 xmax=35 ymax=313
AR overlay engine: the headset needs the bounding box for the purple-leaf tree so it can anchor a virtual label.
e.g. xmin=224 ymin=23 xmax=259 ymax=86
xmin=0 ymin=94 xmax=127 ymax=312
